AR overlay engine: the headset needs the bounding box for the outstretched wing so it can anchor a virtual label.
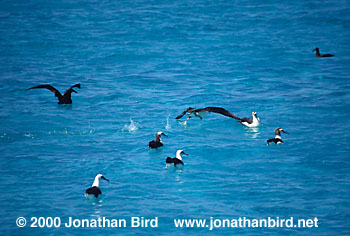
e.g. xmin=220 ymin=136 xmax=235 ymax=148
xmin=176 ymin=107 xmax=194 ymax=119
xmin=204 ymin=107 xmax=241 ymax=120
xmin=64 ymin=83 xmax=81 ymax=96
xmin=26 ymin=84 xmax=63 ymax=99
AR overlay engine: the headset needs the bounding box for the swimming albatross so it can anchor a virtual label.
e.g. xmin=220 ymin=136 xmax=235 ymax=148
xmin=313 ymin=48 xmax=334 ymax=58
xmin=176 ymin=107 xmax=260 ymax=127
xmin=267 ymin=128 xmax=289 ymax=145
xmin=85 ymin=174 xmax=109 ymax=199
xmin=26 ymin=83 xmax=81 ymax=104
xmin=149 ymin=131 xmax=168 ymax=149
xmin=165 ymin=150 xmax=189 ymax=168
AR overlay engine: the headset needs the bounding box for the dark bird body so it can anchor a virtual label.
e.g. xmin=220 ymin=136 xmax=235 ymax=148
xmin=313 ymin=48 xmax=334 ymax=58
xmin=266 ymin=138 xmax=284 ymax=145
xmin=85 ymin=186 xmax=102 ymax=198
xmin=26 ymin=83 xmax=81 ymax=104
xmin=149 ymin=141 xmax=163 ymax=149
xmin=165 ymin=157 xmax=184 ymax=167
xmin=148 ymin=132 xmax=168 ymax=149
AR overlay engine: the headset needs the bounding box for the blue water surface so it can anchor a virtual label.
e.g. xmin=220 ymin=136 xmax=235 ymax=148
xmin=0 ymin=0 xmax=350 ymax=235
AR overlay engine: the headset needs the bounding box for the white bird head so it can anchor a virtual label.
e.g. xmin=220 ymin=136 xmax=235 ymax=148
xmin=92 ymin=174 xmax=109 ymax=187
xmin=176 ymin=150 xmax=189 ymax=160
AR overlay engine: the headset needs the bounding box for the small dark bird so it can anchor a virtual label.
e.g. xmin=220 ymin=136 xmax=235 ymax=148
xmin=26 ymin=83 xmax=81 ymax=104
xmin=176 ymin=107 xmax=260 ymax=127
xmin=313 ymin=48 xmax=334 ymax=58
xmin=85 ymin=174 xmax=109 ymax=199
xmin=149 ymin=131 xmax=168 ymax=149
xmin=165 ymin=150 xmax=188 ymax=168
xmin=267 ymin=128 xmax=289 ymax=145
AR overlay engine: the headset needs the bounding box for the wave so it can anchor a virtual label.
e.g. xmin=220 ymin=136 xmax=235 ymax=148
xmin=122 ymin=118 xmax=139 ymax=132
xmin=165 ymin=115 xmax=171 ymax=130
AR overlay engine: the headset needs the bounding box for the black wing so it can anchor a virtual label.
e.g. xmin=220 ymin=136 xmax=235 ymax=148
xmin=204 ymin=107 xmax=241 ymax=120
xmin=240 ymin=117 xmax=253 ymax=124
xmin=85 ymin=186 xmax=101 ymax=198
xmin=176 ymin=107 xmax=195 ymax=119
xmin=149 ymin=141 xmax=163 ymax=149
xmin=64 ymin=83 xmax=81 ymax=96
xmin=267 ymin=138 xmax=283 ymax=145
xmin=166 ymin=157 xmax=184 ymax=166
xmin=166 ymin=157 xmax=174 ymax=163
xmin=26 ymin=84 xmax=63 ymax=100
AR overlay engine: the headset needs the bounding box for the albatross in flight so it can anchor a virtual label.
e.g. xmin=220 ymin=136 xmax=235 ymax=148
xmin=26 ymin=83 xmax=81 ymax=104
xmin=175 ymin=107 xmax=260 ymax=127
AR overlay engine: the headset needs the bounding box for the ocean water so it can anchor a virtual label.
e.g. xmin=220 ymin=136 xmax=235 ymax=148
xmin=1 ymin=0 xmax=350 ymax=235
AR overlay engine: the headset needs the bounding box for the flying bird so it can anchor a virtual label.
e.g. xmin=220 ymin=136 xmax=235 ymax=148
xmin=267 ymin=128 xmax=289 ymax=145
xmin=26 ymin=83 xmax=81 ymax=104
xmin=149 ymin=131 xmax=168 ymax=149
xmin=176 ymin=107 xmax=260 ymax=127
xmin=313 ymin=48 xmax=334 ymax=58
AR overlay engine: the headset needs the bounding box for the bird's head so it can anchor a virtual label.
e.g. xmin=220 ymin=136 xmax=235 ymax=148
xmin=176 ymin=150 xmax=188 ymax=160
xmin=157 ymin=131 xmax=168 ymax=137
xmin=97 ymin=174 xmax=109 ymax=182
xmin=276 ymin=127 xmax=289 ymax=135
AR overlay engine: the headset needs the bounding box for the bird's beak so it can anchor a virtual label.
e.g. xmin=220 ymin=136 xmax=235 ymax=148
xmin=162 ymin=133 xmax=168 ymax=137
xmin=312 ymin=48 xmax=316 ymax=52
xmin=101 ymin=176 xmax=109 ymax=182
xmin=182 ymin=152 xmax=189 ymax=156
xmin=282 ymin=130 xmax=289 ymax=135
xmin=72 ymin=89 xmax=78 ymax=93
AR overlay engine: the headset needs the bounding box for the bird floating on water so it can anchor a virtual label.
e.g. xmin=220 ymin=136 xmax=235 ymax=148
xmin=267 ymin=128 xmax=289 ymax=145
xmin=165 ymin=150 xmax=188 ymax=168
xmin=149 ymin=131 xmax=168 ymax=149
xmin=176 ymin=107 xmax=260 ymax=127
xmin=236 ymin=111 xmax=260 ymax=127
xmin=26 ymin=83 xmax=81 ymax=104
xmin=313 ymin=48 xmax=334 ymax=58
xmin=85 ymin=174 xmax=109 ymax=199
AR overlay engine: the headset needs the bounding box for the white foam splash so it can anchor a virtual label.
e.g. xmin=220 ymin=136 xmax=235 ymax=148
xmin=24 ymin=133 xmax=35 ymax=139
xmin=165 ymin=115 xmax=171 ymax=130
xmin=122 ymin=118 xmax=138 ymax=132
xmin=88 ymin=121 xmax=95 ymax=134
xmin=180 ymin=121 xmax=188 ymax=126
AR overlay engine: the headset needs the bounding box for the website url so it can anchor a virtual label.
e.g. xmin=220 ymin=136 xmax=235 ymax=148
xmin=174 ymin=217 xmax=318 ymax=230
